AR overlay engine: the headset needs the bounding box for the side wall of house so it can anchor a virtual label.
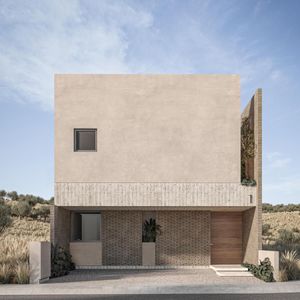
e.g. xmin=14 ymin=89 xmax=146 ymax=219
xmin=242 ymin=89 xmax=262 ymax=264
xmin=50 ymin=205 xmax=71 ymax=250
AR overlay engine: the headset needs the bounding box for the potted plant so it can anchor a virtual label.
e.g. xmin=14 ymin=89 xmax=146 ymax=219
xmin=142 ymin=218 xmax=161 ymax=266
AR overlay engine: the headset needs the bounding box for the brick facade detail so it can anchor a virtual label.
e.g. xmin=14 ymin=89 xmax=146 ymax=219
xmin=156 ymin=211 xmax=210 ymax=265
xmin=102 ymin=211 xmax=143 ymax=265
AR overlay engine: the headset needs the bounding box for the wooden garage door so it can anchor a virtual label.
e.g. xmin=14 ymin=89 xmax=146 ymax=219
xmin=211 ymin=212 xmax=242 ymax=264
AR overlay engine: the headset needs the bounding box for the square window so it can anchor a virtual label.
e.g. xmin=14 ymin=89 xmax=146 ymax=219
xmin=74 ymin=129 xmax=97 ymax=151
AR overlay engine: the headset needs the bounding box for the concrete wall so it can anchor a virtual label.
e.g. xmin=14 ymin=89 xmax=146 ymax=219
xmin=50 ymin=205 xmax=71 ymax=250
xmin=242 ymin=89 xmax=262 ymax=264
xmin=156 ymin=211 xmax=210 ymax=265
xmin=55 ymin=74 xmax=241 ymax=187
xmin=70 ymin=242 xmax=102 ymax=266
xmin=29 ymin=241 xmax=51 ymax=284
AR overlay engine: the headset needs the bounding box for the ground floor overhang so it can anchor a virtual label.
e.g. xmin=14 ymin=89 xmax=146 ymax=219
xmin=51 ymin=207 xmax=261 ymax=268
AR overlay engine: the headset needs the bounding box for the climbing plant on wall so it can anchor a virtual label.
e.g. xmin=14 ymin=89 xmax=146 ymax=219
xmin=241 ymin=116 xmax=256 ymax=185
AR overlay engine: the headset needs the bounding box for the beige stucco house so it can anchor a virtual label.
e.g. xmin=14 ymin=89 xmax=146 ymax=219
xmin=51 ymin=74 xmax=262 ymax=267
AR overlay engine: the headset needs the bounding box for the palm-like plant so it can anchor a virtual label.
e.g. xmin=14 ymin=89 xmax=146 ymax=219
xmin=142 ymin=218 xmax=162 ymax=242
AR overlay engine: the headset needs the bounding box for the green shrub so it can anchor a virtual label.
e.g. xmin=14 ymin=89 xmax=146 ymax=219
xmin=241 ymin=178 xmax=256 ymax=186
xmin=262 ymin=203 xmax=300 ymax=213
xmin=30 ymin=205 xmax=50 ymax=222
xmin=7 ymin=191 xmax=18 ymax=201
xmin=241 ymin=116 xmax=255 ymax=181
xmin=11 ymin=201 xmax=31 ymax=218
xmin=262 ymin=223 xmax=271 ymax=236
xmin=142 ymin=218 xmax=162 ymax=242
xmin=51 ymin=245 xmax=75 ymax=278
xmin=0 ymin=204 xmax=12 ymax=233
xmin=277 ymin=229 xmax=300 ymax=246
xmin=243 ymin=258 xmax=274 ymax=282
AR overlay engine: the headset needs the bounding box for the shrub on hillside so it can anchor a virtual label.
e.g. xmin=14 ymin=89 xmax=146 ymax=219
xmin=7 ymin=191 xmax=18 ymax=201
xmin=262 ymin=223 xmax=271 ymax=236
xmin=11 ymin=201 xmax=31 ymax=218
xmin=263 ymin=203 xmax=300 ymax=213
xmin=0 ymin=204 xmax=12 ymax=233
xmin=31 ymin=205 xmax=50 ymax=222
xmin=277 ymin=229 xmax=300 ymax=246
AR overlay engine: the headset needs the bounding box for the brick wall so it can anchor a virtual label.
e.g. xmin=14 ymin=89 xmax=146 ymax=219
xmin=156 ymin=211 xmax=210 ymax=265
xmin=102 ymin=211 xmax=142 ymax=265
xmin=50 ymin=205 xmax=71 ymax=250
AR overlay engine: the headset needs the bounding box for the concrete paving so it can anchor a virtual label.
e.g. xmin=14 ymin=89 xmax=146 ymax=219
xmin=0 ymin=269 xmax=300 ymax=296
xmin=1 ymin=294 xmax=300 ymax=300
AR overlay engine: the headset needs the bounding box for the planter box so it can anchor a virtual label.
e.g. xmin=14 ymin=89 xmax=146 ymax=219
xmin=142 ymin=242 xmax=155 ymax=266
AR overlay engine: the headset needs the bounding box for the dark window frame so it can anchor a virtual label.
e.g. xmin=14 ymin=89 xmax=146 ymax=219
xmin=74 ymin=128 xmax=97 ymax=152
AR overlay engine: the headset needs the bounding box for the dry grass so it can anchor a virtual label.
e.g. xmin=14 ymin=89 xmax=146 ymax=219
xmin=263 ymin=211 xmax=300 ymax=240
xmin=262 ymin=212 xmax=300 ymax=281
xmin=0 ymin=217 xmax=50 ymax=283
xmin=1 ymin=216 xmax=50 ymax=240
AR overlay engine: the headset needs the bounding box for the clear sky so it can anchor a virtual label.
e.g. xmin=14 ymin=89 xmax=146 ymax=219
xmin=0 ymin=0 xmax=299 ymax=204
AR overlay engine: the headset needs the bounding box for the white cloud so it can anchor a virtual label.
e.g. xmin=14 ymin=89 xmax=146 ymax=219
xmin=0 ymin=0 xmax=153 ymax=110
xmin=0 ymin=0 xmax=282 ymax=110
xmin=266 ymin=152 xmax=291 ymax=168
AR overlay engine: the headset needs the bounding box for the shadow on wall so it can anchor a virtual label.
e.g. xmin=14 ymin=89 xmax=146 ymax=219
xmin=242 ymin=208 xmax=256 ymax=263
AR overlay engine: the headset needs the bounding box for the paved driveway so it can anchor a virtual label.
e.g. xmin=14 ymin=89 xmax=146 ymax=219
xmin=1 ymin=269 xmax=300 ymax=298
xmin=48 ymin=268 xmax=263 ymax=290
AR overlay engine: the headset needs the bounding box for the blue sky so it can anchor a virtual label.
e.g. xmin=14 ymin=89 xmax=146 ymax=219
xmin=0 ymin=0 xmax=299 ymax=204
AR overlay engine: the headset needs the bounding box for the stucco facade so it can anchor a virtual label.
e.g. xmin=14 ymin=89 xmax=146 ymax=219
xmin=52 ymin=74 xmax=262 ymax=267
xmin=55 ymin=75 xmax=240 ymax=183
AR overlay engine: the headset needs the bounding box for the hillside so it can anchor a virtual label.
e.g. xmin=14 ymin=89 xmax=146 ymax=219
xmin=262 ymin=211 xmax=300 ymax=239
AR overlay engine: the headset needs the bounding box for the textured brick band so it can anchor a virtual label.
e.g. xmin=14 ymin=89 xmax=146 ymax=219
xmin=55 ymin=182 xmax=256 ymax=207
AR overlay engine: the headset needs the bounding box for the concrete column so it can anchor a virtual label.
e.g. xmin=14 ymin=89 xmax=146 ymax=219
xmin=50 ymin=205 xmax=71 ymax=250
xmin=29 ymin=241 xmax=51 ymax=284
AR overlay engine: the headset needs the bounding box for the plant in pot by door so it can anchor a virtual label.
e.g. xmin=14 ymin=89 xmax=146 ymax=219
xmin=142 ymin=218 xmax=161 ymax=266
